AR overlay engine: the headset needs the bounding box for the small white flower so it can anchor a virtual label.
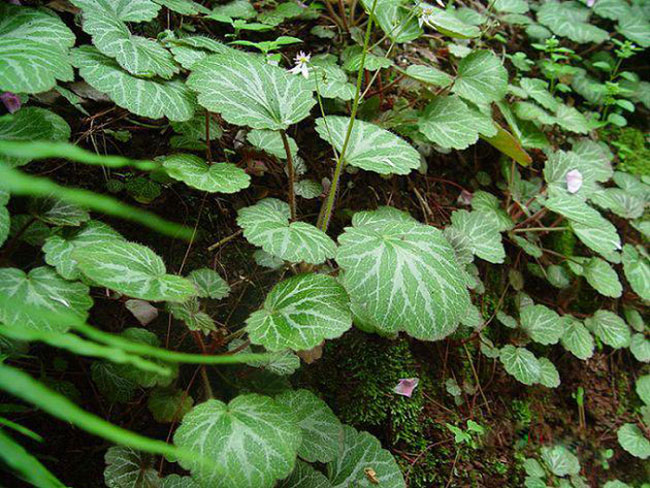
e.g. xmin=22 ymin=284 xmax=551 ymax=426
xmin=416 ymin=0 xmax=444 ymax=27
xmin=566 ymin=169 xmax=583 ymax=194
xmin=586 ymin=0 xmax=596 ymax=7
xmin=289 ymin=51 xmax=311 ymax=79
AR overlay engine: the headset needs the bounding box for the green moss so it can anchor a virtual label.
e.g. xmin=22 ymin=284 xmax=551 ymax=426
xmin=600 ymin=127 xmax=650 ymax=177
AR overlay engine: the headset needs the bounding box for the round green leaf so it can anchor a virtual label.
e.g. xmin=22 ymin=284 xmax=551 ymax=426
xmin=631 ymin=334 xmax=650 ymax=363
xmin=423 ymin=7 xmax=480 ymax=38
xmin=74 ymin=240 xmax=196 ymax=302
xmin=540 ymin=445 xmax=580 ymax=476
xmin=0 ymin=4 xmax=75 ymax=93
xmin=43 ymin=220 xmax=124 ymax=280
xmin=160 ymin=154 xmax=250 ymax=193
xmin=275 ymin=389 xmax=343 ymax=463
xmin=327 ymin=425 xmax=405 ymax=488
xmin=499 ymin=345 xmax=540 ymax=386
xmin=618 ymin=423 xmax=650 ymax=459
xmin=452 ymin=50 xmax=508 ymax=104
xmin=237 ymin=198 xmax=336 ymax=265
xmin=449 ymin=209 xmax=505 ymax=264
xmin=538 ymin=357 xmax=560 ymax=388
xmin=173 ymin=394 xmax=302 ymax=487
xmin=246 ymin=273 xmax=352 ymax=352
xmin=520 ymin=304 xmax=564 ymax=345
xmin=0 ymin=267 xmax=93 ymax=332
xmin=622 ymin=244 xmax=650 ymax=301
xmin=418 ymin=96 xmax=481 ymax=150
xmin=585 ymin=310 xmax=631 ymax=349
xmin=188 ymin=53 xmax=316 ymax=130
xmin=247 ymin=129 xmax=298 ymax=160
xmin=336 ymin=207 xmax=471 ymax=341
xmin=560 ymin=318 xmax=594 ymax=360
xmin=104 ymin=446 xmax=161 ymax=488
xmin=314 ymin=117 xmax=420 ymax=176
xmin=187 ymin=268 xmax=230 ymax=300
xmin=72 ymin=46 xmax=195 ymax=122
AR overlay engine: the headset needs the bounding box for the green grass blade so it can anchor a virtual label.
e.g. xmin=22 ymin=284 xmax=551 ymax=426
xmin=0 ymin=166 xmax=193 ymax=240
xmin=0 ymin=363 xmax=191 ymax=461
xmin=0 ymin=325 xmax=171 ymax=376
xmin=0 ymin=140 xmax=156 ymax=171
xmin=0 ymin=430 xmax=67 ymax=488
xmin=72 ymin=322 xmax=273 ymax=365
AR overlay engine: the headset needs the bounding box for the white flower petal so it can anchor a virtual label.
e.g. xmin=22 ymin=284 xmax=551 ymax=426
xmin=566 ymin=169 xmax=583 ymax=194
xmin=393 ymin=378 xmax=419 ymax=397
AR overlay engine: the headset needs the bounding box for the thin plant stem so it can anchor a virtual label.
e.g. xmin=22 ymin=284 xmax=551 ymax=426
xmin=512 ymin=226 xmax=568 ymax=233
xmin=318 ymin=0 xmax=379 ymax=232
xmin=280 ymin=129 xmax=297 ymax=221
xmin=337 ymin=0 xmax=349 ymax=30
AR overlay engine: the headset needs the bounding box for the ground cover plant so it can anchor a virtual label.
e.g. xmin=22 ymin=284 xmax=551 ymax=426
xmin=0 ymin=0 xmax=649 ymax=486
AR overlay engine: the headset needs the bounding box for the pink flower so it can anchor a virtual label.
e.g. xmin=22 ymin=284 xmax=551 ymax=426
xmin=586 ymin=0 xmax=596 ymax=7
xmin=0 ymin=92 xmax=21 ymax=113
xmin=566 ymin=169 xmax=583 ymax=194
xmin=393 ymin=378 xmax=419 ymax=397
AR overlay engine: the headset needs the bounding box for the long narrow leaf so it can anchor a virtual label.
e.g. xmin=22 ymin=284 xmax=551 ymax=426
xmin=0 ymin=430 xmax=67 ymax=488
xmin=0 ymin=325 xmax=171 ymax=376
xmin=0 ymin=166 xmax=193 ymax=240
xmin=73 ymin=322 xmax=273 ymax=365
xmin=0 ymin=363 xmax=192 ymax=461
xmin=0 ymin=140 xmax=156 ymax=171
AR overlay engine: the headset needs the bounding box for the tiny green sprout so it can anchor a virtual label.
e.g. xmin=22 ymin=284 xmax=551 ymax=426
xmin=446 ymin=420 xmax=485 ymax=449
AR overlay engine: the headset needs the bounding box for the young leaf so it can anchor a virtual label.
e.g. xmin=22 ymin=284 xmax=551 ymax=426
xmin=360 ymin=0 xmax=422 ymax=43
xmin=72 ymin=46 xmax=195 ymax=122
xmin=173 ymin=394 xmax=301 ymax=487
xmin=560 ymin=318 xmax=594 ymax=360
xmin=584 ymin=310 xmax=631 ymax=349
xmin=275 ymin=389 xmax=343 ymax=463
xmin=520 ymin=78 xmax=559 ymax=111
xmin=327 ymin=425 xmax=405 ymax=488
xmin=541 ymin=445 xmax=580 ymax=476
xmin=554 ymin=104 xmax=590 ymax=135
xmin=631 ymin=334 xmax=650 ymax=363
xmin=91 ymin=361 xmax=138 ymax=403
xmin=618 ymin=423 xmax=650 ymax=459
xmin=187 ymin=53 xmax=316 ymax=130
xmin=237 ymin=198 xmax=336 ymax=265
xmin=452 ymin=50 xmax=508 ymax=104
xmin=538 ymin=357 xmax=560 ymax=388
xmin=499 ymin=345 xmax=541 ymax=386
xmin=449 ymin=209 xmax=506 ymax=264
xmin=581 ymin=257 xmax=622 ymax=298
xmin=246 ymin=273 xmax=352 ymax=352
xmin=315 ymin=117 xmax=420 ymax=176
xmin=0 ymin=267 xmax=92 ymax=332
xmin=520 ymin=304 xmax=564 ymax=345
xmin=622 ymin=244 xmax=650 ymax=301
xmin=336 ymin=207 xmax=471 ymax=341
xmin=74 ymin=241 xmax=196 ymax=302
xmin=187 ymin=268 xmax=229 ymax=300
xmin=160 ymin=154 xmax=250 ymax=193
xmin=168 ymin=299 xmax=216 ymax=334
xmin=0 ymin=4 xmax=75 ymax=94
xmin=104 ymin=446 xmax=161 ymax=488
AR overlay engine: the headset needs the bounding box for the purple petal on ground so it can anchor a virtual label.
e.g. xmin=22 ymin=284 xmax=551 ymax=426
xmin=393 ymin=378 xmax=419 ymax=397
xmin=0 ymin=92 xmax=21 ymax=114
